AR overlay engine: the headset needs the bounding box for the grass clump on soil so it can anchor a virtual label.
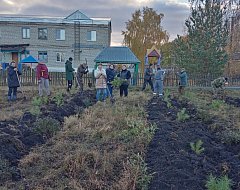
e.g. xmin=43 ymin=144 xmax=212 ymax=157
xmin=190 ymin=139 xmax=205 ymax=155
xmin=6 ymin=92 xmax=154 ymax=190
xmin=206 ymin=174 xmax=232 ymax=190
xmin=177 ymin=108 xmax=190 ymax=122
xmin=33 ymin=117 xmax=61 ymax=139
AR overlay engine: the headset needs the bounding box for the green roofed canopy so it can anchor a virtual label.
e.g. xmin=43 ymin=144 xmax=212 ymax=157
xmin=94 ymin=46 xmax=140 ymax=64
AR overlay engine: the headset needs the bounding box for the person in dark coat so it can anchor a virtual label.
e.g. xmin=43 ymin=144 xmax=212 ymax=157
xmin=76 ymin=63 xmax=89 ymax=93
xmin=106 ymin=64 xmax=116 ymax=97
xmin=7 ymin=61 xmax=21 ymax=101
xmin=177 ymin=68 xmax=188 ymax=95
xmin=65 ymin=57 xmax=75 ymax=92
xmin=142 ymin=64 xmax=154 ymax=92
xmin=118 ymin=65 xmax=131 ymax=97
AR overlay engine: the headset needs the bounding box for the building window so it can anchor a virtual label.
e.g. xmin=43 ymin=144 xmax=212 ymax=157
xmin=38 ymin=51 xmax=48 ymax=62
xmin=38 ymin=28 xmax=47 ymax=40
xmin=56 ymin=29 xmax=65 ymax=40
xmin=22 ymin=28 xmax=30 ymax=39
xmin=87 ymin=31 xmax=96 ymax=41
xmin=56 ymin=52 xmax=65 ymax=62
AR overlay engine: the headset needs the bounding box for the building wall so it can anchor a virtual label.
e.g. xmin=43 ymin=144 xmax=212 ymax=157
xmin=0 ymin=21 xmax=110 ymax=70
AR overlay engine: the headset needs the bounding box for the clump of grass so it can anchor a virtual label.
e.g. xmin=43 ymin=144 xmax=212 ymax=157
xmin=33 ymin=117 xmax=60 ymax=139
xmin=209 ymin=99 xmax=227 ymax=111
xmin=190 ymin=139 xmax=205 ymax=155
xmin=206 ymin=174 xmax=232 ymax=190
xmin=29 ymin=106 xmax=41 ymax=116
xmin=177 ymin=108 xmax=190 ymax=122
xmin=129 ymin=153 xmax=154 ymax=190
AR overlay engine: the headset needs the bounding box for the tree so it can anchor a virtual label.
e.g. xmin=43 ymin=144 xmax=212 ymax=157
xmin=122 ymin=7 xmax=169 ymax=71
xmin=174 ymin=0 xmax=230 ymax=76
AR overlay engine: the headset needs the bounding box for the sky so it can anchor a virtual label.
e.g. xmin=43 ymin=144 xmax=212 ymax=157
xmin=0 ymin=0 xmax=190 ymax=46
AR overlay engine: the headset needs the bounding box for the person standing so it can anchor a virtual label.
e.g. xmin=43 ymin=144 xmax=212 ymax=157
xmin=7 ymin=61 xmax=21 ymax=101
xmin=106 ymin=64 xmax=116 ymax=97
xmin=94 ymin=63 xmax=107 ymax=101
xmin=153 ymin=66 xmax=165 ymax=96
xmin=65 ymin=57 xmax=75 ymax=92
xmin=142 ymin=64 xmax=154 ymax=92
xmin=76 ymin=63 xmax=89 ymax=93
xmin=118 ymin=65 xmax=131 ymax=97
xmin=36 ymin=62 xmax=50 ymax=97
xmin=177 ymin=68 xmax=188 ymax=95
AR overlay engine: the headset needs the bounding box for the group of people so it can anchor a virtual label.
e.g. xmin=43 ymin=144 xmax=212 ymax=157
xmin=94 ymin=63 xmax=131 ymax=102
xmin=141 ymin=64 xmax=188 ymax=96
xmin=5 ymin=57 xmax=228 ymax=102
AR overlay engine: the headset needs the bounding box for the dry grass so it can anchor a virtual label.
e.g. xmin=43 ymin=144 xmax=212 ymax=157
xmin=181 ymin=88 xmax=240 ymax=143
xmin=3 ymin=91 xmax=153 ymax=190
xmin=0 ymin=86 xmax=69 ymax=121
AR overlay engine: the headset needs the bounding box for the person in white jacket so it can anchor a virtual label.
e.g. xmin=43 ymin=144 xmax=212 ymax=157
xmin=94 ymin=63 xmax=107 ymax=101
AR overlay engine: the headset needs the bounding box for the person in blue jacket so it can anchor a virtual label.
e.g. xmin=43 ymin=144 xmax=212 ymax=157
xmin=177 ymin=68 xmax=188 ymax=95
xmin=7 ymin=61 xmax=21 ymax=101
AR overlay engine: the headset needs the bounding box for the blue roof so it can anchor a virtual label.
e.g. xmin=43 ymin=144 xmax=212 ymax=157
xmin=94 ymin=46 xmax=140 ymax=64
xmin=20 ymin=55 xmax=39 ymax=63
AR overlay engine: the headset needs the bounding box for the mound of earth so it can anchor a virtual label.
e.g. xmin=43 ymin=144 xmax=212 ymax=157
xmin=146 ymin=96 xmax=240 ymax=190
xmin=0 ymin=90 xmax=96 ymax=185
xmin=225 ymin=96 xmax=240 ymax=107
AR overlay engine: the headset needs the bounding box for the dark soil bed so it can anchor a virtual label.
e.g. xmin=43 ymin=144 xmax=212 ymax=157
xmin=225 ymin=96 xmax=240 ymax=107
xmin=146 ymin=96 xmax=240 ymax=190
xmin=0 ymin=90 xmax=96 ymax=185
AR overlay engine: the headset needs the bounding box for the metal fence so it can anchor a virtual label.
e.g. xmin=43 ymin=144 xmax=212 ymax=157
xmin=1 ymin=70 xmax=240 ymax=87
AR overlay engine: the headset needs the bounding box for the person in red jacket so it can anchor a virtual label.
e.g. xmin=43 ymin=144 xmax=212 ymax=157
xmin=36 ymin=62 xmax=50 ymax=97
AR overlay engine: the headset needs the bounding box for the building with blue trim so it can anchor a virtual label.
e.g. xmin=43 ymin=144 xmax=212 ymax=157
xmin=0 ymin=10 xmax=111 ymax=71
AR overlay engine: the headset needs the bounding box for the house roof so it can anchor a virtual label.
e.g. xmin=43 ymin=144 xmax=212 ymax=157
xmin=146 ymin=45 xmax=161 ymax=57
xmin=65 ymin=10 xmax=91 ymax=20
xmin=94 ymin=46 xmax=140 ymax=64
xmin=0 ymin=10 xmax=111 ymax=25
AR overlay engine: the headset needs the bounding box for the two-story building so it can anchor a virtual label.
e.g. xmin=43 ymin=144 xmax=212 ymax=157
xmin=0 ymin=10 xmax=111 ymax=71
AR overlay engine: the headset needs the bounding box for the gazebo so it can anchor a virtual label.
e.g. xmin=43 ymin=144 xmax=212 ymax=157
xmin=94 ymin=46 xmax=140 ymax=85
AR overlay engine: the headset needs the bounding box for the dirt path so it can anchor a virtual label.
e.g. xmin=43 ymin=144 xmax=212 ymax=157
xmin=145 ymin=96 xmax=240 ymax=190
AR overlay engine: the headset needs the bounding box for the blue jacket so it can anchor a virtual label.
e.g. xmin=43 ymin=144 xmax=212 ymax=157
xmin=7 ymin=66 xmax=21 ymax=88
xmin=106 ymin=68 xmax=116 ymax=83
xmin=179 ymin=71 xmax=188 ymax=86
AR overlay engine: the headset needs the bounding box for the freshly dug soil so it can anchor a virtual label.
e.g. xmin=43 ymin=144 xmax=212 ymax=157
xmin=225 ymin=96 xmax=240 ymax=107
xmin=146 ymin=96 xmax=240 ymax=190
xmin=0 ymin=90 xmax=96 ymax=185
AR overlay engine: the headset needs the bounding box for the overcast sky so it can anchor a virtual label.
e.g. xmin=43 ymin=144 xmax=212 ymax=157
xmin=0 ymin=0 xmax=190 ymax=45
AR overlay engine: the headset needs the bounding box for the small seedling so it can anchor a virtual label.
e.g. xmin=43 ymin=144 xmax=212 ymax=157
xmin=177 ymin=108 xmax=190 ymax=121
xmin=53 ymin=92 xmax=64 ymax=107
xmin=190 ymin=139 xmax=205 ymax=155
xmin=206 ymin=174 xmax=232 ymax=190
